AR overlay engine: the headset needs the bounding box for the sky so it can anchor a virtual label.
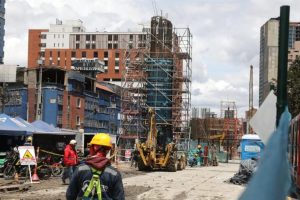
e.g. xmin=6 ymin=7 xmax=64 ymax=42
xmin=3 ymin=0 xmax=300 ymax=118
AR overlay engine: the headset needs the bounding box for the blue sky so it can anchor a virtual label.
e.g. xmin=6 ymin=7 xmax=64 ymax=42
xmin=3 ymin=0 xmax=300 ymax=117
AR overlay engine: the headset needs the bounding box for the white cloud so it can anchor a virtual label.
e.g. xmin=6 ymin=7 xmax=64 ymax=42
xmin=3 ymin=0 xmax=300 ymax=118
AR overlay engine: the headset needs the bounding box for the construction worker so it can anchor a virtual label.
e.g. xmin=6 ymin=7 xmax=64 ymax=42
xmin=66 ymin=133 xmax=125 ymax=200
xmin=197 ymin=144 xmax=203 ymax=166
xmin=62 ymin=139 xmax=78 ymax=184
xmin=23 ymin=136 xmax=33 ymax=146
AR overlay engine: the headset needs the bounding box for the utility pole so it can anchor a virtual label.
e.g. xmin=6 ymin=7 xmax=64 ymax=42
xmin=276 ymin=6 xmax=289 ymax=127
xmin=36 ymin=59 xmax=43 ymax=120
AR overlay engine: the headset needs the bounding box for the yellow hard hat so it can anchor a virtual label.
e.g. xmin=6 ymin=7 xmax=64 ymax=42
xmin=27 ymin=136 xmax=32 ymax=142
xmin=89 ymin=133 xmax=112 ymax=148
xmin=197 ymin=144 xmax=202 ymax=148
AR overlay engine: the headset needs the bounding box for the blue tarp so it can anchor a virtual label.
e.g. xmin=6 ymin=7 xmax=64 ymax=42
xmin=31 ymin=120 xmax=76 ymax=135
xmin=31 ymin=120 xmax=61 ymax=132
xmin=0 ymin=113 xmax=31 ymax=136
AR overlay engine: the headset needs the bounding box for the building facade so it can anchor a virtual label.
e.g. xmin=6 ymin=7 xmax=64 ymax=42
xmin=0 ymin=0 xmax=5 ymax=64
xmin=4 ymin=67 xmax=120 ymax=134
xmin=259 ymin=19 xmax=300 ymax=105
xmin=28 ymin=20 xmax=147 ymax=83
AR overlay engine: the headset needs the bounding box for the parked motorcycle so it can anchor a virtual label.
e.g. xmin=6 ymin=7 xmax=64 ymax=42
xmin=3 ymin=149 xmax=52 ymax=180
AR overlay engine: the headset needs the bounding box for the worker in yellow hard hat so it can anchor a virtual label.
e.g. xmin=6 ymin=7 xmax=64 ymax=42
xmin=24 ymin=136 xmax=33 ymax=146
xmin=66 ymin=133 xmax=125 ymax=200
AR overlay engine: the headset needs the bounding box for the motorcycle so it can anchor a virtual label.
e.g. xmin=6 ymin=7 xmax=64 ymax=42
xmin=3 ymin=149 xmax=52 ymax=180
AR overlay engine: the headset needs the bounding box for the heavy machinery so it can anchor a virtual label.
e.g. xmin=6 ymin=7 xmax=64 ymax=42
xmin=136 ymin=108 xmax=186 ymax=172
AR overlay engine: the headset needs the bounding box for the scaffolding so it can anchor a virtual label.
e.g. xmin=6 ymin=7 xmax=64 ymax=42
xmin=120 ymin=16 xmax=192 ymax=150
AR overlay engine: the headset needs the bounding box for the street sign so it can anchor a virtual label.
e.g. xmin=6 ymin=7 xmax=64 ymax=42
xmin=18 ymin=146 xmax=37 ymax=165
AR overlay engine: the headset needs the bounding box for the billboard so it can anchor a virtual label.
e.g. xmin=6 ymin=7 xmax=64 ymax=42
xmin=0 ymin=65 xmax=17 ymax=82
xmin=71 ymin=58 xmax=104 ymax=73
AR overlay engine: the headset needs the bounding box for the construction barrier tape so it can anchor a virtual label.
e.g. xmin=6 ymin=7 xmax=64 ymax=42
xmin=39 ymin=149 xmax=64 ymax=157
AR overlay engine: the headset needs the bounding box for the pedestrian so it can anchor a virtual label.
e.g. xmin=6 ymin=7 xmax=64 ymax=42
xmin=197 ymin=144 xmax=203 ymax=166
xmin=66 ymin=133 xmax=125 ymax=200
xmin=62 ymin=139 xmax=78 ymax=184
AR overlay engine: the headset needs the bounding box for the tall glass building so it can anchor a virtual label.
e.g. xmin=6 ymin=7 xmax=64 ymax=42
xmin=0 ymin=0 xmax=5 ymax=64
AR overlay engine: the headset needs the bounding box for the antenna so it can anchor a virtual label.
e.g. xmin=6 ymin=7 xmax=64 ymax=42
xmin=151 ymin=0 xmax=158 ymax=16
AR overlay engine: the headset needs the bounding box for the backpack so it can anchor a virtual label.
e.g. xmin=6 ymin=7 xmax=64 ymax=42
xmin=82 ymin=167 xmax=103 ymax=200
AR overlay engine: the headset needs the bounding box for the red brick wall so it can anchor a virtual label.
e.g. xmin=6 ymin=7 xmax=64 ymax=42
xmin=28 ymin=29 xmax=48 ymax=68
xmin=61 ymin=91 xmax=85 ymax=130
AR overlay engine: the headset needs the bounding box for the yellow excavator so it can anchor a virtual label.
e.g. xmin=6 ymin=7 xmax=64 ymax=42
xmin=136 ymin=108 xmax=186 ymax=172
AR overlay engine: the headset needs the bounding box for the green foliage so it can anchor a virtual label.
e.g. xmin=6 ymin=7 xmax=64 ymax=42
xmin=287 ymin=57 xmax=300 ymax=118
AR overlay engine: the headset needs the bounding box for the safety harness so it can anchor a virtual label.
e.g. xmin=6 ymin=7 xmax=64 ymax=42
xmin=82 ymin=168 xmax=103 ymax=200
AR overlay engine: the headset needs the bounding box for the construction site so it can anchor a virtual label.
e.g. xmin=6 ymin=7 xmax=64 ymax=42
xmin=119 ymin=16 xmax=192 ymax=153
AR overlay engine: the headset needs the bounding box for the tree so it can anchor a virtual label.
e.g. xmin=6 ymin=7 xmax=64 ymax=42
xmin=287 ymin=57 xmax=300 ymax=118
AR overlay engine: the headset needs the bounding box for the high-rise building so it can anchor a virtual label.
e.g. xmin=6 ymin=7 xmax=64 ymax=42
xmin=0 ymin=0 xmax=5 ymax=64
xmin=259 ymin=18 xmax=279 ymax=106
xmin=28 ymin=19 xmax=147 ymax=84
xmin=259 ymin=19 xmax=300 ymax=105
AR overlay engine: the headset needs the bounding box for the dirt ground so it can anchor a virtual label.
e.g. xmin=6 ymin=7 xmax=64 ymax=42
xmin=0 ymin=163 xmax=148 ymax=200
xmin=0 ymin=162 xmax=243 ymax=200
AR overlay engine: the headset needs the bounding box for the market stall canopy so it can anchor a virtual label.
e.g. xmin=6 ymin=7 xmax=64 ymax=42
xmin=0 ymin=113 xmax=31 ymax=136
xmin=31 ymin=120 xmax=76 ymax=135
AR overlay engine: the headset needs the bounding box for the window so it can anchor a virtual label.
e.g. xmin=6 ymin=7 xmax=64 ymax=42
xmin=104 ymin=51 xmax=108 ymax=57
xmin=82 ymin=51 xmax=86 ymax=58
xmin=104 ymin=78 xmax=110 ymax=81
xmin=113 ymin=43 xmax=118 ymax=49
xmin=57 ymin=60 xmax=60 ymax=66
xmin=108 ymin=35 xmax=112 ymax=41
xmin=92 ymin=35 xmax=96 ymax=41
xmin=115 ymin=60 xmax=119 ymax=66
xmin=104 ymin=60 xmax=108 ymax=66
xmin=58 ymin=43 xmax=60 ymax=47
xmin=39 ymin=43 xmax=46 ymax=47
xmin=49 ymin=51 xmax=52 ymax=57
xmin=76 ymin=98 xmax=81 ymax=108
xmin=76 ymin=116 xmax=81 ymax=126
xmin=54 ymin=34 xmax=56 ymax=38
xmin=113 ymin=35 xmax=118 ymax=41
xmin=71 ymin=51 xmax=76 ymax=57
xmin=115 ymin=69 xmax=119 ymax=73
xmin=129 ymin=34 xmax=133 ymax=41
xmin=54 ymin=43 xmax=56 ymax=47
xmin=39 ymin=51 xmax=45 ymax=57
xmin=58 ymin=51 xmax=60 ymax=57
xmin=92 ymin=44 xmax=96 ymax=49
xmin=128 ymin=43 xmax=133 ymax=49
xmin=86 ymin=35 xmax=90 ymax=41
xmin=115 ymin=52 xmax=119 ymax=58
xmin=108 ymin=43 xmax=112 ymax=49
xmin=76 ymin=43 xmax=80 ymax=49
xmin=40 ymin=34 xmax=47 ymax=39
xmin=86 ymin=43 xmax=90 ymax=49
xmin=76 ymin=35 xmax=80 ymax=41
xmin=94 ymin=51 xmax=98 ymax=57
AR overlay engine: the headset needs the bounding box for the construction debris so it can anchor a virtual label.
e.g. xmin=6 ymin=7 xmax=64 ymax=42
xmin=228 ymin=158 xmax=258 ymax=185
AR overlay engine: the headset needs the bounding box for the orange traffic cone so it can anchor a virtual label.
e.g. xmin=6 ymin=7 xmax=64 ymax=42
xmin=32 ymin=166 xmax=40 ymax=183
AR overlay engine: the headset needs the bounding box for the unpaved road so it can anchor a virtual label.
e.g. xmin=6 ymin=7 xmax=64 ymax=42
xmin=123 ymin=162 xmax=245 ymax=200
xmin=0 ymin=162 xmax=244 ymax=200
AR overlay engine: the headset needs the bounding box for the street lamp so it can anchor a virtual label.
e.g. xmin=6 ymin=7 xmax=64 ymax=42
xmin=36 ymin=59 xmax=43 ymax=120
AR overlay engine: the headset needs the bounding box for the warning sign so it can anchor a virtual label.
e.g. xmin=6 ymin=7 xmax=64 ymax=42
xmin=18 ymin=146 xmax=37 ymax=165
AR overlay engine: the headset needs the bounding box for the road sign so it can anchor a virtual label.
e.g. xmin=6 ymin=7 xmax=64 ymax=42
xmin=18 ymin=146 xmax=37 ymax=165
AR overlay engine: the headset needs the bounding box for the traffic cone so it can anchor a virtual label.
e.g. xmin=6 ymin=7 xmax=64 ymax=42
xmin=32 ymin=165 xmax=40 ymax=183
